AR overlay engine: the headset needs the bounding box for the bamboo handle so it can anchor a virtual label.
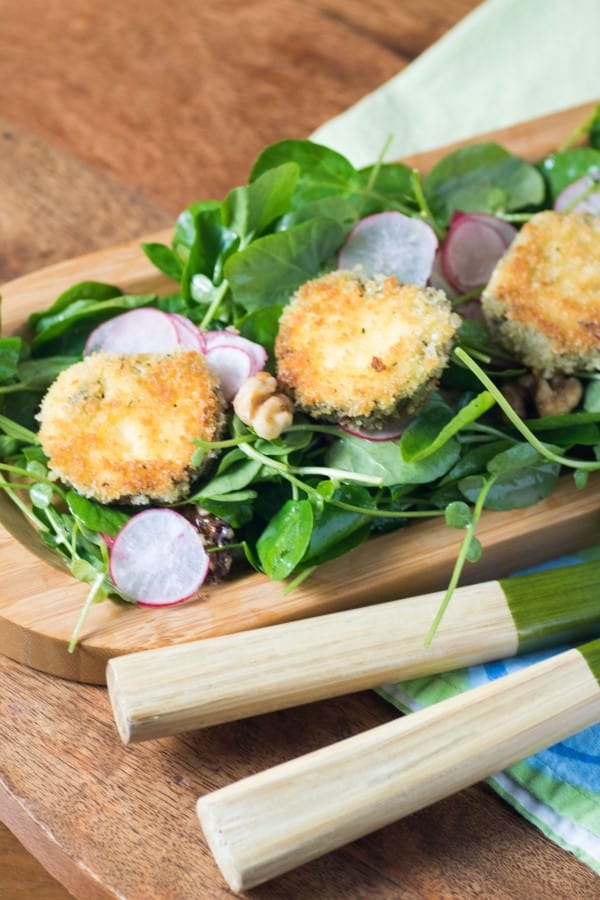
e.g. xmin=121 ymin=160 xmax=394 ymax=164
xmin=107 ymin=579 xmax=518 ymax=742
xmin=197 ymin=647 xmax=600 ymax=892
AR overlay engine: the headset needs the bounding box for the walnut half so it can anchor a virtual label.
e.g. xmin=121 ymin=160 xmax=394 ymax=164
xmin=233 ymin=372 xmax=294 ymax=440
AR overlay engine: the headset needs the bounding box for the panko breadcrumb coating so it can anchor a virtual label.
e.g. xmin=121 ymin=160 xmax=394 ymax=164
xmin=37 ymin=350 xmax=225 ymax=504
xmin=481 ymin=211 xmax=600 ymax=375
xmin=275 ymin=270 xmax=460 ymax=427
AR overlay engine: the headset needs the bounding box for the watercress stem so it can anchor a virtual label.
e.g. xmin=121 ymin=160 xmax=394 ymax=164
xmin=455 ymin=348 xmax=600 ymax=472
xmin=423 ymin=475 xmax=496 ymax=647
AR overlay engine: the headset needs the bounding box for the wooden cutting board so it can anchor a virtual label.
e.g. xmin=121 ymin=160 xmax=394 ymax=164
xmin=1 ymin=103 xmax=599 ymax=685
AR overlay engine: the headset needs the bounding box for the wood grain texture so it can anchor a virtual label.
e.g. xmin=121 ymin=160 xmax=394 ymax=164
xmin=1 ymin=0 xmax=599 ymax=895
xmin=2 ymin=104 xmax=598 ymax=685
xmin=107 ymin=580 xmax=519 ymax=740
xmin=3 ymin=652 xmax=600 ymax=900
xmin=197 ymin=648 xmax=600 ymax=890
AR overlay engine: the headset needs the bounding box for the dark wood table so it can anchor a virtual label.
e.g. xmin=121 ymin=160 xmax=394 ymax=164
xmin=1 ymin=2 xmax=599 ymax=896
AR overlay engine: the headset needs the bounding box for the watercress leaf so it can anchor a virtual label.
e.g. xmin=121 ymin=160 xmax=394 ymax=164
xmin=537 ymin=148 xmax=600 ymax=201
xmin=250 ymin=139 xmax=359 ymax=206
xmin=465 ymin=535 xmax=482 ymax=563
xmin=445 ymin=500 xmax=472 ymax=529
xmin=9 ymin=356 xmax=77 ymax=393
xmin=0 ymin=337 xmax=22 ymax=382
xmin=0 ymin=414 xmax=39 ymax=445
xmin=460 ymin=458 xmax=560 ymax=510
xmin=277 ymin=196 xmax=358 ymax=232
xmin=172 ymin=200 xmax=222 ymax=257
xmin=141 ymin=242 xmax=184 ymax=282
xmin=237 ymin=305 xmax=283 ymax=366
xmin=66 ymin=491 xmax=130 ymax=537
xmin=584 ymin=380 xmax=600 ymax=413
xmin=198 ymin=496 xmax=255 ymax=528
xmin=30 ymin=482 xmax=54 ymax=509
xmin=326 ymin=431 xmax=460 ymax=486
xmin=527 ymin=423 xmax=600 ymax=446
xmin=355 ymin=162 xmax=418 ymax=215
xmin=399 ymin=393 xmax=453 ymax=461
xmin=302 ymin=484 xmax=373 ymax=565
xmin=181 ymin=207 xmax=240 ymax=299
xmin=575 ymin=470 xmax=589 ymax=489
xmin=401 ymin=392 xmax=495 ymax=462
xmin=223 ymin=163 xmax=300 ymax=240
xmin=256 ymin=498 xmax=313 ymax=580
xmin=29 ymin=281 xmax=123 ymax=327
xmin=424 ymin=143 xmax=545 ymax=225
xmin=192 ymin=459 xmax=263 ymax=499
xmin=591 ymin=111 xmax=600 ymax=149
xmin=0 ymin=436 xmax=19 ymax=458
xmin=224 ymin=218 xmax=345 ymax=312
xmin=486 ymin=442 xmax=546 ymax=476
xmin=30 ymin=294 xmax=158 ymax=355
xmin=441 ymin=439 xmax=514 ymax=483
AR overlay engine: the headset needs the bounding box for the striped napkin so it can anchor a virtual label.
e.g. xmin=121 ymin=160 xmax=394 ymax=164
xmin=312 ymin=0 xmax=600 ymax=875
xmin=378 ymin=549 xmax=600 ymax=875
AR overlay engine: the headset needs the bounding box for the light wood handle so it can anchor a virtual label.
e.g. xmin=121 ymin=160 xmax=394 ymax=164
xmin=197 ymin=648 xmax=600 ymax=891
xmin=107 ymin=579 xmax=517 ymax=742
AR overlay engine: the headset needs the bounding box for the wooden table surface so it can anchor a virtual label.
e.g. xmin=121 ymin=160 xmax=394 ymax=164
xmin=1 ymin=1 xmax=599 ymax=897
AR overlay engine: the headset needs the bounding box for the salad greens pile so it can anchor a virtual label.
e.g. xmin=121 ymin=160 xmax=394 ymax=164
xmin=1 ymin=106 xmax=600 ymax=648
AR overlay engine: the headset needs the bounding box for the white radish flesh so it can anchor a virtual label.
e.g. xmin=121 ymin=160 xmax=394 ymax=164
xmin=203 ymin=330 xmax=267 ymax=375
xmin=204 ymin=345 xmax=254 ymax=403
xmin=441 ymin=213 xmax=516 ymax=293
xmin=337 ymin=211 xmax=438 ymax=286
xmin=555 ymin=175 xmax=600 ymax=214
xmin=84 ymin=308 xmax=181 ymax=356
xmin=110 ymin=509 xmax=209 ymax=606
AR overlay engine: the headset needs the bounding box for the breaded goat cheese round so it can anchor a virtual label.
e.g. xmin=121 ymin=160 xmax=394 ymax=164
xmin=275 ymin=270 xmax=460 ymax=427
xmin=481 ymin=211 xmax=600 ymax=375
xmin=37 ymin=350 xmax=225 ymax=505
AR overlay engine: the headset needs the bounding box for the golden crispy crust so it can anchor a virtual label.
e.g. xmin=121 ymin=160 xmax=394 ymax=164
xmin=482 ymin=211 xmax=600 ymax=374
xmin=38 ymin=351 xmax=225 ymax=504
xmin=275 ymin=270 xmax=459 ymax=424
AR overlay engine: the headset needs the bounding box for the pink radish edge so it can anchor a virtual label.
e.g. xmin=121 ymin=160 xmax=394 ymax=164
xmin=441 ymin=213 xmax=516 ymax=294
xmin=203 ymin=329 xmax=268 ymax=374
xmin=110 ymin=509 xmax=209 ymax=607
xmin=554 ymin=174 xmax=600 ymax=215
xmin=340 ymin=416 xmax=408 ymax=442
xmin=204 ymin=344 xmax=255 ymax=403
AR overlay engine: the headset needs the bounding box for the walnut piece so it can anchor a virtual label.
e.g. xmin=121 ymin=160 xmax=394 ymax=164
xmin=233 ymin=372 xmax=294 ymax=440
xmin=501 ymin=372 xmax=583 ymax=419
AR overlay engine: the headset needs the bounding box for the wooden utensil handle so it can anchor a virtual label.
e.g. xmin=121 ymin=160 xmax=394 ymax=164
xmin=197 ymin=647 xmax=600 ymax=891
xmin=107 ymin=579 xmax=518 ymax=742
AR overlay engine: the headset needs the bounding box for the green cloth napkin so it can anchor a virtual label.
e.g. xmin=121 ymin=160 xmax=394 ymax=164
xmin=311 ymin=0 xmax=600 ymax=875
xmin=311 ymin=0 xmax=600 ymax=166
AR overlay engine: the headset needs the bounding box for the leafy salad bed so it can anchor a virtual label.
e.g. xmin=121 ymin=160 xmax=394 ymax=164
xmin=1 ymin=108 xmax=600 ymax=648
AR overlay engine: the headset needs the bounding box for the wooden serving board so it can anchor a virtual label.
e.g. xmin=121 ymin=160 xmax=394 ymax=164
xmin=1 ymin=103 xmax=599 ymax=685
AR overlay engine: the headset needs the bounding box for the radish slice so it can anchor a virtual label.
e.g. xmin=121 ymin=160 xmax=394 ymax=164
xmin=555 ymin=174 xmax=600 ymax=214
xmin=450 ymin=211 xmax=517 ymax=248
xmin=441 ymin=213 xmax=516 ymax=293
xmin=340 ymin=416 xmax=408 ymax=442
xmin=204 ymin=344 xmax=254 ymax=402
xmin=338 ymin=211 xmax=438 ymax=286
xmin=84 ymin=308 xmax=180 ymax=356
xmin=110 ymin=509 xmax=209 ymax=606
xmin=203 ymin=329 xmax=267 ymax=375
xmin=428 ymin=249 xmax=457 ymax=297
xmin=169 ymin=313 xmax=206 ymax=351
